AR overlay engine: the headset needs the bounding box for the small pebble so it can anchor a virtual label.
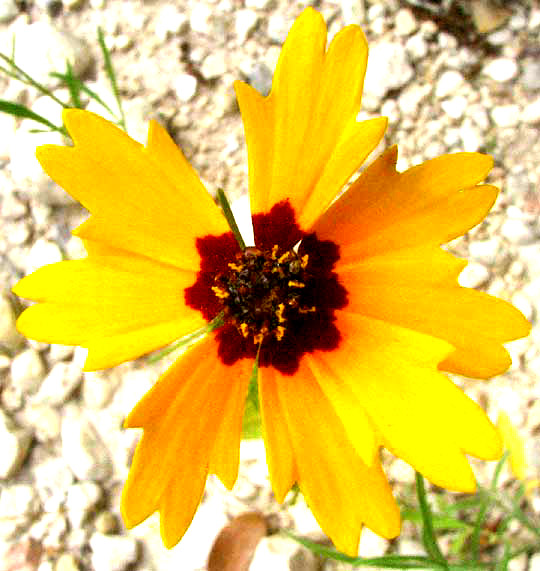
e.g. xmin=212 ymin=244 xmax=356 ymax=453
xmin=89 ymin=533 xmax=139 ymax=571
xmin=33 ymin=362 xmax=83 ymax=406
xmin=66 ymin=482 xmax=103 ymax=527
xmin=0 ymin=294 xmax=25 ymax=353
xmin=491 ymin=104 xmax=521 ymax=128
xmin=11 ymin=348 xmax=46 ymax=395
xmin=173 ymin=73 xmax=198 ymax=102
xmin=458 ymin=262 xmax=491 ymax=289
xmin=522 ymin=97 xmax=540 ymax=125
xmin=94 ymin=511 xmax=118 ymax=534
xmin=55 ymin=553 xmax=80 ymax=571
xmin=394 ymin=8 xmax=417 ymax=36
xmin=501 ymin=218 xmax=537 ymax=245
xmin=435 ymin=70 xmax=464 ymax=99
xmin=483 ymin=58 xmax=519 ymax=83
xmin=0 ymin=0 xmax=18 ymax=22
xmin=201 ymin=53 xmax=227 ymax=80
xmin=235 ymin=9 xmax=259 ymax=43
xmin=61 ymin=408 xmax=113 ymax=482
xmin=0 ymin=410 xmax=33 ymax=479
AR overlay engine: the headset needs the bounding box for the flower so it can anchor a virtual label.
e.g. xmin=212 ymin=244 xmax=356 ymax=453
xmin=13 ymin=8 xmax=530 ymax=556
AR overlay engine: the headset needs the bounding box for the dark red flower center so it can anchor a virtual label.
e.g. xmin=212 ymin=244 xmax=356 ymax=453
xmin=185 ymin=200 xmax=348 ymax=374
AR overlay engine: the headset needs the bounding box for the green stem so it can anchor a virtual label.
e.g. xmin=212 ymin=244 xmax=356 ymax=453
xmin=216 ymin=188 xmax=246 ymax=250
xmin=415 ymin=472 xmax=449 ymax=568
xmin=471 ymin=452 xmax=510 ymax=562
xmin=97 ymin=27 xmax=127 ymax=131
xmin=0 ymin=53 xmax=71 ymax=108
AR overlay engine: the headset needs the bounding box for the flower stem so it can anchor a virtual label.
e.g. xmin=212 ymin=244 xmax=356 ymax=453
xmin=415 ymin=472 xmax=449 ymax=568
xmin=216 ymin=188 xmax=246 ymax=250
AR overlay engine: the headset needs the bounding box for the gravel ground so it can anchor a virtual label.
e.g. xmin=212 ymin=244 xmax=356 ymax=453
xmin=0 ymin=0 xmax=539 ymax=570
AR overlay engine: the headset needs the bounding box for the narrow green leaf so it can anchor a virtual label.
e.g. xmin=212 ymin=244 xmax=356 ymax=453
xmin=216 ymin=188 xmax=246 ymax=250
xmin=0 ymin=52 xmax=70 ymax=108
xmin=0 ymin=100 xmax=64 ymax=132
xmin=495 ymin=542 xmax=511 ymax=571
xmin=242 ymin=350 xmax=261 ymax=439
xmin=283 ymin=532 xmax=446 ymax=569
xmin=77 ymin=83 xmax=117 ymax=117
xmin=470 ymin=452 xmax=510 ymax=562
xmin=441 ymin=497 xmax=483 ymax=514
xmin=97 ymin=27 xmax=126 ymax=131
xmin=50 ymin=69 xmax=119 ymax=118
xmin=147 ymin=313 xmax=223 ymax=363
xmin=415 ymin=472 xmax=449 ymax=568
xmin=401 ymin=510 xmax=471 ymax=531
xmin=62 ymin=61 xmax=83 ymax=109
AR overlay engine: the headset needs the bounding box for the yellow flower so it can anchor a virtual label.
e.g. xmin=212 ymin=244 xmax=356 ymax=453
xmin=13 ymin=8 xmax=530 ymax=556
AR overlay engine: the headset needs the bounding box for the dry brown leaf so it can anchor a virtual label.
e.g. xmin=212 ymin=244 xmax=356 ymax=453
xmin=469 ymin=0 xmax=511 ymax=33
xmin=207 ymin=511 xmax=269 ymax=571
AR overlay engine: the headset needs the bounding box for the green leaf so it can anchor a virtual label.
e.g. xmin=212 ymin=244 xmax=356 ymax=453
xmin=62 ymin=60 xmax=83 ymax=109
xmin=283 ymin=532 xmax=448 ymax=569
xmin=242 ymin=351 xmax=261 ymax=439
xmin=0 ymin=52 xmax=70 ymax=108
xmin=494 ymin=542 xmax=511 ymax=571
xmin=216 ymin=188 xmax=246 ymax=250
xmin=97 ymin=27 xmax=126 ymax=131
xmin=470 ymin=452 xmax=510 ymax=562
xmin=415 ymin=472 xmax=449 ymax=568
xmin=0 ymin=100 xmax=64 ymax=133
xmin=402 ymin=509 xmax=471 ymax=531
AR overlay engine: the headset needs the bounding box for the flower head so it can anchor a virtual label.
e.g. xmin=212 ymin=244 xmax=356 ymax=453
xmin=13 ymin=8 xmax=530 ymax=556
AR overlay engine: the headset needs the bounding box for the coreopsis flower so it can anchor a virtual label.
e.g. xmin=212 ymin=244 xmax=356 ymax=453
xmin=13 ymin=8 xmax=530 ymax=556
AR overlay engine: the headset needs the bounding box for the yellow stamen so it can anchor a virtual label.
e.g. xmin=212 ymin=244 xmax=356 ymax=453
xmin=276 ymin=303 xmax=286 ymax=323
xmin=211 ymin=286 xmax=229 ymax=299
xmin=279 ymin=251 xmax=295 ymax=264
xmin=299 ymin=306 xmax=316 ymax=314
xmin=275 ymin=326 xmax=286 ymax=341
xmin=288 ymin=280 xmax=305 ymax=288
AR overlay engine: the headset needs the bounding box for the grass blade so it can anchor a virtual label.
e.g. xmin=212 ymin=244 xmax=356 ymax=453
xmin=97 ymin=27 xmax=126 ymax=131
xmin=415 ymin=472 xmax=449 ymax=568
xmin=0 ymin=99 xmax=65 ymax=133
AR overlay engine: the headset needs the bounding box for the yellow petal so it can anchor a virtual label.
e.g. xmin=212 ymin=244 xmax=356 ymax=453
xmin=316 ymin=310 xmax=503 ymax=491
xmin=83 ymin=315 xmax=206 ymax=370
xmin=299 ymin=117 xmax=388 ymax=230
xmin=313 ymin=148 xmax=494 ymax=249
xmin=209 ymin=358 xmax=252 ymax=490
xmin=336 ymin=246 xmax=467 ymax=286
xmin=37 ymin=110 xmax=228 ymax=271
xmin=158 ymin=459 xmax=209 ymax=549
xmin=122 ymin=334 xmax=250 ymax=547
xmin=237 ymin=8 xmax=379 ymax=228
xmin=305 ymin=354 xmax=378 ymax=467
xmin=497 ymin=411 xmax=526 ymax=481
xmin=265 ymin=8 xmax=326 ymax=212
xmin=341 ymin=279 xmax=531 ymax=379
xmin=13 ymin=255 xmax=205 ymax=367
xmin=339 ymin=185 xmax=499 ymax=261
xmin=258 ymin=367 xmax=297 ymax=502
xmin=275 ymin=360 xmax=400 ymax=554
xmin=440 ymin=341 xmax=513 ymax=379
xmin=234 ymin=81 xmax=274 ymax=215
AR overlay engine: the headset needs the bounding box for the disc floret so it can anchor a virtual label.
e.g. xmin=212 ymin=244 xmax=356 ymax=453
xmin=212 ymin=245 xmax=314 ymax=344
